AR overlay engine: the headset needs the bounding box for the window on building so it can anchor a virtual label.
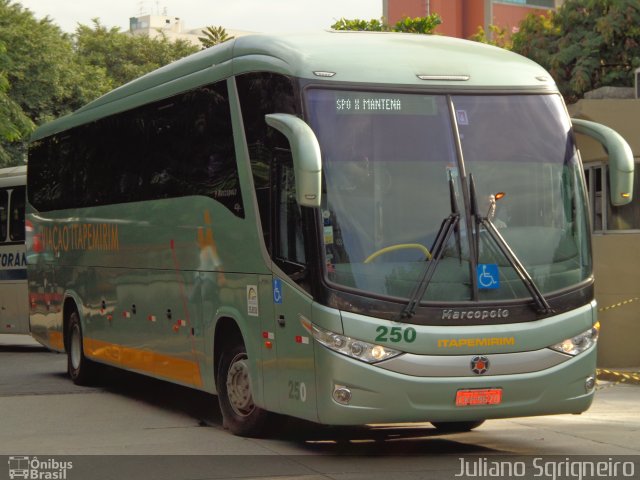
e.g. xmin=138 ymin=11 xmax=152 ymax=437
xmin=495 ymin=0 xmax=555 ymax=8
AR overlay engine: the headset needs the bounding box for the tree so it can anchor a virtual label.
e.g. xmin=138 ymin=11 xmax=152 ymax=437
xmin=511 ymin=0 xmax=640 ymax=102
xmin=74 ymin=20 xmax=200 ymax=88
xmin=331 ymin=14 xmax=441 ymax=35
xmin=0 ymin=42 xmax=34 ymax=164
xmin=198 ymin=26 xmax=234 ymax=49
xmin=331 ymin=18 xmax=385 ymax=31
xmin=469 ymin=24 xmax=512 ymax=50
xmin=0 ymin=0 xmax=111 ymax=165
xmin=0 ymin=2 xmax=200 ymax=166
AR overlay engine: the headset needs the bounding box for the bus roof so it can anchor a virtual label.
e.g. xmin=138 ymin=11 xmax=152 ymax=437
xmin=32 ymin=31 xmax=556 ymax=141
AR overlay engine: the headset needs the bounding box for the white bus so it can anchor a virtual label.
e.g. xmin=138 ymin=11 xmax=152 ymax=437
xmin=0 ymin=165 xmax=28 ymax=334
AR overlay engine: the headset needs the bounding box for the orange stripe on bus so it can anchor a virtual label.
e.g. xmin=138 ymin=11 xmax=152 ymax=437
xmin=83 ymin=338 xmax=203 ymax=387
xmin=48 ymin=331 xmax=64 ymax=351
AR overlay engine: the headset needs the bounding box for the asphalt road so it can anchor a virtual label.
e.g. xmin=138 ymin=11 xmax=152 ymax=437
xmin=1 ymin=334 xmax=638 ymax=480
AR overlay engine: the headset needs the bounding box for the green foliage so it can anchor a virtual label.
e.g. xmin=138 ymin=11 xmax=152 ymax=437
xmin=0 ymin=2 xmax=200 ymax=166
xmin=0 ymin=0 xmax=88 ymax=165
xmin=511 ymin=0 xmax=640 ymax=102
xmin=331 ymin=18 xmax=385 ymax=31
xmin=392 ymin=15 xmax=442 ymax=34
xmin=74 ymin=19 xmax=199 ymax=88
xmin=469 ymin=24 xmax=513 ymax=50
xmin=0 ymin=41 xmax=34 ymax=164
xmin=198 ymin=26 xmax=234 ymax=49
xmin=331 ymin=14 xmax=441 ymax=35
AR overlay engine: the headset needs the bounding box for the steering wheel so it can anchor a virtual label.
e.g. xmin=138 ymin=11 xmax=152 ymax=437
xmin=364 ymin=243 xmax=432 ymax=264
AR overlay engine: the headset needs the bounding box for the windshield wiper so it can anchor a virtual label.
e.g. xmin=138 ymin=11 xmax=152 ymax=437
xmin=469 ymin=174 xmax=553 ymax=315
xmin=400 ymin=173 xmax=460 ymax=320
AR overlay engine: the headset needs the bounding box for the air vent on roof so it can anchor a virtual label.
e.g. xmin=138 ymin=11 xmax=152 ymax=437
xmin=313 ymin=71 xmax=336 ymax=77
xmin=417 ymin=74 xmax=470 ymax=81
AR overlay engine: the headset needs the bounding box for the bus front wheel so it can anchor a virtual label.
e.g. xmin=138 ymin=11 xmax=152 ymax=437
xmin=67 ymin=310 xmax=95 ymax=385
xmin=217 ymin=341 xmax=272 ymax=437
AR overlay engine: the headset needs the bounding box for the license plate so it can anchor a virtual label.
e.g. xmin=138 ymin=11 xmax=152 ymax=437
xmin=455 ymin=388 xmax=502 ymax=406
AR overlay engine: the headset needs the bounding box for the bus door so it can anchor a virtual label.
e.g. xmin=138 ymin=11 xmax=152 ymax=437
xmin=270 ymin=275 xmax=315 ymax=420
xmin=0 ymin=185 xmax=28 ymax=334
xmin=269 ymin=152 xmax=317 ymax=421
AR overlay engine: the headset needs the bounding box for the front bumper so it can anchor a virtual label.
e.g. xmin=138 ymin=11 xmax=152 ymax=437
xmin=314 ymin=344 xmax=596 ymax=425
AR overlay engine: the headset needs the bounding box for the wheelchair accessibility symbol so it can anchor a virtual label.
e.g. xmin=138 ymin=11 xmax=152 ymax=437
xmin=477 ymin=264 xmax=499 ymax=290
xmin=273 ymin=279 xmax=283 ymax=304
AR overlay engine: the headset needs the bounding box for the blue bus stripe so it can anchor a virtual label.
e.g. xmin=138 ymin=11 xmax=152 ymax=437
xmin=0 ymin=269 xmax=27 ymax=280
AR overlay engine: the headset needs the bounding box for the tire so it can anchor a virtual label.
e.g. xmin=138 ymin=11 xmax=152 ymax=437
xmin=217 ymin=340 xmax=272 ymax=437
xmin=431 ymin=420 xmax=485 ymax=433
xmin=67 ymin=310 xmax=95 ymax=385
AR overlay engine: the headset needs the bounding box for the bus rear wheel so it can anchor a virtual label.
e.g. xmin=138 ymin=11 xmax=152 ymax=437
xmin=431 ymin=420 xmax=485 ymax=433
xmin=217 ymin=341 xmax=272 ymax=437
xmin=67 ymin=310 xmax=95 ymax=385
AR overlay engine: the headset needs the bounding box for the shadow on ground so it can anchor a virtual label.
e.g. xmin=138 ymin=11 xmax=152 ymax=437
xmin=79 ymin=364 xmax=499 ymax=456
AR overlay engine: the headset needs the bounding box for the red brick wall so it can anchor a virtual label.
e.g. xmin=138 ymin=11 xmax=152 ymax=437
xmin=384 ymin=0 xmax=554 ymax=39
xmin=385 ymin=0 xmax=424 ymax=24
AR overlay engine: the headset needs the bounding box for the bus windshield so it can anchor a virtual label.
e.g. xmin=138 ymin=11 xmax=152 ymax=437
xmin=305 ymin=90 xmax=591 ymax=303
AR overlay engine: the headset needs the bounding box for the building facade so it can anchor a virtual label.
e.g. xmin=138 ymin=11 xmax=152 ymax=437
xmin=129 ymin=14 xmax=253 ymax=47
xmin=383 ymin=0 xmax=563 ymax=39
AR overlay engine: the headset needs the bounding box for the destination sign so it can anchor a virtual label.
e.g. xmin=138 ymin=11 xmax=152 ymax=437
xmin=334 ymin=92 xmax=437 ymax=115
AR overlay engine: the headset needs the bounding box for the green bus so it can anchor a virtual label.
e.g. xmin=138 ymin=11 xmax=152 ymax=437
xmin=26 ymin=32 xmax=634 ymax=436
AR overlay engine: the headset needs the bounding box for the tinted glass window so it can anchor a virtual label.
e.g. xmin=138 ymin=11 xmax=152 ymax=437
xmin=0 ymin=189 xmax=7 ymax=242
xmin=236 ymin=73 xmax=300 ymax=253
xmin=28 ymin=81 xmax=243 ymax=217
xmin=9 ymin=186 xmax=25 ymax=242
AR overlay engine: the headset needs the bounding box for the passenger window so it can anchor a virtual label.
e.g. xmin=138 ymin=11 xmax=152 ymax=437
xmin=9 ymin=186 xmax=25 ymax=242
xmin=0 ymin=189 xmax=7 ymax=242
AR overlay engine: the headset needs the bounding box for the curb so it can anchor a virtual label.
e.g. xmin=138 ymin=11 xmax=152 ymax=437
xmin=596 ymin=368 xmax=640 ymax=386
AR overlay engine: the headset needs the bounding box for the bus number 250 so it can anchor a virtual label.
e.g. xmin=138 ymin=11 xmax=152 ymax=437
xmin=375 ymin=326 xmax=417 ymax=343
xmin=288 ymin=380 xmax=307 ymax=402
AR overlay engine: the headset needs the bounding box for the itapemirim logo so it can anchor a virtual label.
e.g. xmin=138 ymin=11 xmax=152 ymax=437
xmin=7 ymin=456 xmax=73 ymax=479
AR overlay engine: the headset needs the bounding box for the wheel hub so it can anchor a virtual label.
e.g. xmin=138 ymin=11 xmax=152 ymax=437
xmin=226 ymin=355 xmax=254 ymax=416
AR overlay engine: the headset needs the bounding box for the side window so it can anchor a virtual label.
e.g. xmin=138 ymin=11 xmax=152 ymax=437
xmin=236 ymin=72 xmax=300 ymax=255
xmin=274 ymin=150 xmax=306 ymax=273
xmin=28 ymin=82 xmax=243 ymax=217
xmin=9 ymin=186 xmax=25 ymax=242
xmin=0 ymin=189 xmax=7 ymax=242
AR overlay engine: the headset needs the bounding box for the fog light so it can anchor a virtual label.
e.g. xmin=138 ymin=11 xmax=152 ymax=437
xmin=585 ymin=375 xmax=596 ymax=392
xmin=333 ymin=385 xmax=352 ymax=405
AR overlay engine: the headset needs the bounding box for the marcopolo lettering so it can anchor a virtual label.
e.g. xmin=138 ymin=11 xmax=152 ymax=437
xmin=442 ymin=308 xmax=509 ymax=321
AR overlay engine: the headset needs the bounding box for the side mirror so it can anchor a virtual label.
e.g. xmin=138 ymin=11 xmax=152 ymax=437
xmin=572 ymin=118 xmax=634 ymax=206
xmin=265 ymin=113 xmax=322 ymax=208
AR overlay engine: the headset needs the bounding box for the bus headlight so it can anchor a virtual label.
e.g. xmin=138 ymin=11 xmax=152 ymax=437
xmin=307 ymin=323 xmax=402 ymax=364
xmin=549 ymin=322 xmax=600 ymax=356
